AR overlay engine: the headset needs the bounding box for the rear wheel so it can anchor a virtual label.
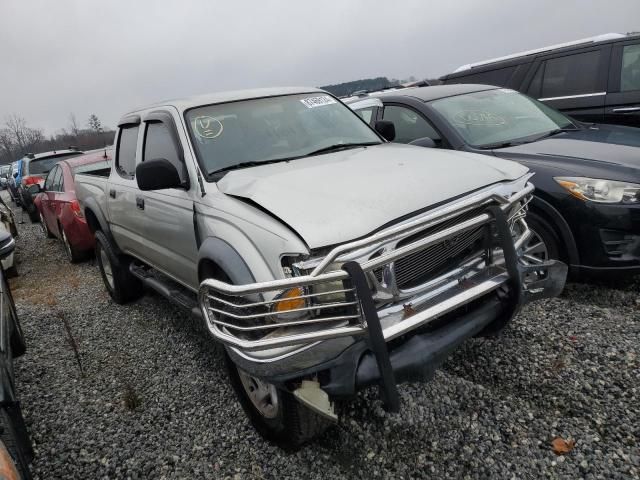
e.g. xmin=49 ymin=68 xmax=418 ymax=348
xmin=40 ymin=212 xmax=54 ymax=238
xmin=27 ymin=208 xmax=39 ymax=224
xmin=95 ymin=230 xmax=142 ymax=304
xmin=60 ymin=226 xmax=84 ymax=263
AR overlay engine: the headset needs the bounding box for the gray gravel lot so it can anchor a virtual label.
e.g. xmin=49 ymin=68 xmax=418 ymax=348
xmin=5 ymin=193 xmax=639 ymax=479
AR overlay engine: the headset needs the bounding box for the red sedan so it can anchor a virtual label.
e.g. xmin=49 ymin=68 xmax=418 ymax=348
xmin=34 ymin=149 xmax=111 ymax=263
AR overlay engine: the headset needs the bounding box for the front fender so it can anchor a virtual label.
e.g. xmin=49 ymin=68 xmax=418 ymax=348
xmin=198 ymin=237 xmax=255 ymax=285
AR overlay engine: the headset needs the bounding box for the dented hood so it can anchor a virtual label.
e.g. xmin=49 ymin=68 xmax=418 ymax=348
xmin=217 ymin=143 xmax=528 ymax=249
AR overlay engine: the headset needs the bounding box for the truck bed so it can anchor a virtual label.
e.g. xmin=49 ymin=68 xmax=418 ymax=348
xmin=75 ymin=173 xmax=109 ymax=218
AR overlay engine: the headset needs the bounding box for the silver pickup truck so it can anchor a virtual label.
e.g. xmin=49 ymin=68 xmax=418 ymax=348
xmin=75 ymin=87 xmax=566 ymax=447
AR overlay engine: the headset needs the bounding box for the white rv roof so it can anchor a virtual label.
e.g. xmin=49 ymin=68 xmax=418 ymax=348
xmin=453 ymin=33 xmax=626 ymax=73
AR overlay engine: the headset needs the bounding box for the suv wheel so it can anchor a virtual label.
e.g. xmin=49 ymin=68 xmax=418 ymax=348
xmin=95 ymin=230 xmax=142 ymax=304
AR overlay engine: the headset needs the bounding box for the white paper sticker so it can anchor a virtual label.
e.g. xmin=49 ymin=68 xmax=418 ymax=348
xmin=300 ymin=95 xmax=337 ymax=108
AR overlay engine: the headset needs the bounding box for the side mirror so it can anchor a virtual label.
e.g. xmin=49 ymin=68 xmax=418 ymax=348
xmin=136 ymin=159 xmax=181 ymax=191
xmin=12 ymin=173 xmax=17 ymax=178
xmin=409 ymin=137 xmax=437 ymax=148
xmin=374 ymin=120 xmax=396 ymax=142
xmin=27 ymin=184 xmax=42 ymax=195
xmin=0 ymin=230 xmax=15 ymax=261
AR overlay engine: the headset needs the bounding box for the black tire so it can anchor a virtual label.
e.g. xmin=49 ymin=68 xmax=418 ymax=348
xmin=60 ymin=225 xmax=85 ymax=264
xmin=27 ymin=207 xmax=39 ymax=224
xmin=4 ymin=265 xmax=18 ymax=279
xmin=0 ymin=409 xmax=31 ymax=480
xmin=2 ymin=273 xmax=26 ymax=358
xmin=224 ymin=353 xmax=330 ymax=449
xmin=94 ymin=230 xmax=143 ymax=304
xmin=40 ymin=212 xmax=54 ymax=238
xmin=199 ymin=267 xmax=330 ymax=448
xmin=524 ymin=212 xmax=562 ymax=263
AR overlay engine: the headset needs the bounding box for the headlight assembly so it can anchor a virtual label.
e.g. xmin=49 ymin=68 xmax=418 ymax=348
xmin=554 ymin=177 xmax=640 ymax=204
xmin=310 ymin=262 xmax=347 ymax=304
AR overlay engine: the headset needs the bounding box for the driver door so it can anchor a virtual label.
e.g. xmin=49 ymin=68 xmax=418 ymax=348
xmin=381 ymin=103 xmax=443 ymax=146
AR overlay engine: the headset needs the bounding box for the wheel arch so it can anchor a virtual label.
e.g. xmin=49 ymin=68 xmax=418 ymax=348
xmin=82 ymin=198 xmax=121 ymax=255
xmin=529 ymin=195 xmax=580 ymax=267
xmin=197 ymin=237 xmax=255 ymax=285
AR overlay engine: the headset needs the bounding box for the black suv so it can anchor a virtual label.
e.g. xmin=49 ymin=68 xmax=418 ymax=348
xmin=440 ymin=33 xmax=640 ymax=128
xmin=346 ymin=85 xmax=640 ymax=280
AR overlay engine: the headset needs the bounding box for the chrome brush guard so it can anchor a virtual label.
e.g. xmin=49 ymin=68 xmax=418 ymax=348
xmin=199 ymin=178 xmax=567 ymax=355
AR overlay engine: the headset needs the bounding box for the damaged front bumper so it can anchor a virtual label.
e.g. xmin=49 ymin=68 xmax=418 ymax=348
xmin=198 ymin=180 xmax=567 ymax=410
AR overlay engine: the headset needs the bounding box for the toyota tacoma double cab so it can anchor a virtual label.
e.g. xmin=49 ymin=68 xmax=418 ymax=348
xmin=75 ymin=87 xmax=567 ymax=447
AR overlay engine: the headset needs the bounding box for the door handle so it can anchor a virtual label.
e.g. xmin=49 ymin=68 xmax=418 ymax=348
xmin=136 ymin=197 xmax=145 ymax=210
xmin=611 ymin=107 xmax=640 ymax=113
xmin=109 ymin=189 xmax=116 ymax=198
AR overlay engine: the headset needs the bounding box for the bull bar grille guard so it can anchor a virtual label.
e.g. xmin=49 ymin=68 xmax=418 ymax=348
xmin=199 ymin=179 xmax=567 ymax=356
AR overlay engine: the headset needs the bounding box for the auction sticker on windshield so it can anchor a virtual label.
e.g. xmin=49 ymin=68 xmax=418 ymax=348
xmin=300 ymin=95 xmax=337 ymax=108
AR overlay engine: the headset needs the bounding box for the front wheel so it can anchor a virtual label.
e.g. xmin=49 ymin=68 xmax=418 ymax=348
xmin=224 ymin=353 xmax=330 ymax=449
xmin=521 ymin=213 xmax=562 ymax=265
xmin=95 ymin=230 xmax=143 ymax=304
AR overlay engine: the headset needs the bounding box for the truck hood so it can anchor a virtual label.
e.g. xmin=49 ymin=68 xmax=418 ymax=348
xmin=217 ymin=143 xmax=527 ymax=249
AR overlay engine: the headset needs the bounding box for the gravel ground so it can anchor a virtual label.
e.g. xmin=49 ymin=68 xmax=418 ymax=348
xmin=5 ymin=192 xmax=639 ymax=479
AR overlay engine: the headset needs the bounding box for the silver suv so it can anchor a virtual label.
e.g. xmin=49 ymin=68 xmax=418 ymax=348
xmin=75 ymin=87 xmax=566 ymax=447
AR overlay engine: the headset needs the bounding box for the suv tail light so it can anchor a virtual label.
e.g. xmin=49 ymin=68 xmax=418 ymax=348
xmin=21 ymin=175 xmax=41 ymax=186
xmin=70 ymin=199 xmax=83 ymax=218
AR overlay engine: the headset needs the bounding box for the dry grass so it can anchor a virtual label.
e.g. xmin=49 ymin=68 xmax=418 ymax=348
xmin=9 ymin=268 xmax=82 ymax=306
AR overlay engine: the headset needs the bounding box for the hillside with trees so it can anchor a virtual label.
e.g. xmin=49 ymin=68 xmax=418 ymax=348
xmin=320 ymin=77 xmax=400 ymax=97
xmin=0 ymin=113 xmax=114 ymax=165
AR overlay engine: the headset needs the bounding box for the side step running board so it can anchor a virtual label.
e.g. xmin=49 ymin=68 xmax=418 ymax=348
xmin=129 ymin=263 xmax=202 ymax=318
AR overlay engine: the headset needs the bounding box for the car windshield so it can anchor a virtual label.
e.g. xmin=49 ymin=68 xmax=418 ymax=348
xmin=431 ymin=88 xmax=575 ymax=148
xmin=185 ymin=93 xmax=381 ymax=177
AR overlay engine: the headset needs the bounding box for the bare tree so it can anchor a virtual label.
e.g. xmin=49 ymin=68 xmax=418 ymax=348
xmin=5 ymin=113 xmax=29 ymax=150
xmin=87 ymin=114 xmax=102 ymax=133
xmin=3 ymin=114 xmax=44 ymax=156
xmin=68 ymin=113 xmax=80 ymax=137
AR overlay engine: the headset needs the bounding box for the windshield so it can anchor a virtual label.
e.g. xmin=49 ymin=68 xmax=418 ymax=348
xmin=431 ymin=89 xmax=575 ymax=148
xmin=185 ymin=93 xmax=381 ymax=177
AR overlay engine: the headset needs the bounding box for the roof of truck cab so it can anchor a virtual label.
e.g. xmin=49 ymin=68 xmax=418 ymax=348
xmin=127 ymin=87 xmax=324 ymax=115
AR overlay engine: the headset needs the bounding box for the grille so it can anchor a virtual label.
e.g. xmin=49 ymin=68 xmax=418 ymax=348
xmin=394 ymin=207 xmax=488 ymax=290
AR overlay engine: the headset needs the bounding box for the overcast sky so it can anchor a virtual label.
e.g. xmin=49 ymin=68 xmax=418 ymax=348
xmin=1 ymin=0 xmax=639 ymax=134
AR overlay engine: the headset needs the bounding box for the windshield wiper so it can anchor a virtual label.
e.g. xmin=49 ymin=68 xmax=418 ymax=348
xmin=305 ymin=142 xmax=380 ymax=156
xmin=208 ymin=142 xmax=380 ymax=180
xmin=478 ymin=141 xmax=525 ymax=150
xmin=532 ymin=127 xmax=580 ymax=141
xmin=208 ymin=158 xmax=293 ymax=179
xmin=479 ymin=126 xmax=581 ymax=150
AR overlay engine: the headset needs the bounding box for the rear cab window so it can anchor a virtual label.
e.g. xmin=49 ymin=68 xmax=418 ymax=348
xmin=72 ymin=160 xmax=111 ymax=176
